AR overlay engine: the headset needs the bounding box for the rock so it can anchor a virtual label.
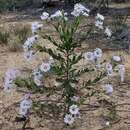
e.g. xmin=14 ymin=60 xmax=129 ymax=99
xmin=119 ymin=28 xmax=130 ymax=52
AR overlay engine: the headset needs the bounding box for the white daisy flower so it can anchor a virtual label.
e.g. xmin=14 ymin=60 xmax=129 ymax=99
xmin=95 ymin=20 xmax=104 ymax=29
xmin=40 ymin=62 xmax=51 ymax=72
xmin=84 ymin=52 xmax=95 ymax=61
xmin=95 ymin=13 xmax=104 ymax=29
xmin=69 ymin=104 xmax=79 ymax=115
xmin=105 ymin=27 xmax=112 ymax=37
xmin=94 ymin=48 xmax=103 ymax=58
xmin=4 ymin=69 xmax=21 ymax=92
xmin=103 ymin=84 xmax=113 ymax=94
xmin=31 ymin=22 xmax=43 ymax=34
xmin=19 ymin=94 xmax=32 ymax=116
xmin=64 ymin=114 xmax=75 ymax=125
xmin=118 ymin=64 xmax=125 ymax=82
xmin=106 ymin=63 xmax=113 ymax=76
xmin=112 ymin=56 xmax=121 ymax=62
xmin=74 ymin=3 xmax=90 ymax=12
xmin=50 ymin=10 xmax=67 ymax=19
xmin=71 ymin=3 xmax=90 ymax=17
xmin=20 ymin=98 xmax=32 ymax=109
xmin=40 ymin=12 xmax=49 ymax=20
xmin=96 ymin=13 xmax=104 ymax=21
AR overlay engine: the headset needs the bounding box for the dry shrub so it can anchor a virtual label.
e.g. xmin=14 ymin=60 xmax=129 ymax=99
xmin=0 ymin=31 xmax=10 ymax=44
xmin=12 ymin=24 xmax=31 ymax=43
xmin=8 ymin=35 xmax=23 ymax=52
xmin=0 ymin=25 xmax=10 ymax=44
xmin=8 ymin=23 xmax=31 ymax=52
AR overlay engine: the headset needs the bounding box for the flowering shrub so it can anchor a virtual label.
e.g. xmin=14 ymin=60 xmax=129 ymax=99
xmin=3 ymin=3 xmax=126 ymax=129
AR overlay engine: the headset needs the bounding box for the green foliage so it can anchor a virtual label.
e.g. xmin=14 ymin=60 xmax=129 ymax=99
xmin=38 ymin=16 xmax=85 ymax=106
xmin=14 ymin=15 xmax=117 ymax=124
xmin=0 ymin=0 xmax=32 ymax=11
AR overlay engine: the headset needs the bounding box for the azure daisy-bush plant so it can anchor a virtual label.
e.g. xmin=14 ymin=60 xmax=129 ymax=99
xmin=3 ymin=3 xmax=126 ymax=129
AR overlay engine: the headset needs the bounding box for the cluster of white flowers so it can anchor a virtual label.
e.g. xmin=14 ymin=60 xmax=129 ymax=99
xmin=41 ymin=3 xmax=90 ymax=21
xmin=106 ymin=55 xmax=122 ymax=77
xmin=84 ymin=48 xmax=103 ymax=68
xmin=23 ymin=21 xmax=44 ymax=61
xmin=23 ymin=35 xmax=38 ymax=51
xmin=41 ymin=4 xmax=90 ymax=20
xmin=23 ymin=35 xmax=38 ymax=61
xmin=3 ymin=69 xmax=21 ymax=92
xmin=40 ymin=62 xmax=51 ymax=72
xmin=23 ymin=11 xmax=56 ymax=86
xmin=64 ymin=104 xmax=80 ymax=125
xmin=84 ymin=48 xmax=125 ymax=95
xmin=41 ymin=12 xmax=49 ymax=20
xmin=33 ymin=61 xmax=52 ymax=86
xmin=19 ymin=94 xmax=32 ymax=117
xmin=95 ymin=13 xmax=112 ymax=38
xmin=104 ymin=55 xmax=125 ymax=95
xmin=41 ymin=10 xmax=68 ymax=21
xmin=71 ymin=3 xmax=90 ymax=17
xmin=106 ymin=63 xmax=113 ymax=76
xmin=84 ymin=48 xmax=103 ymax=61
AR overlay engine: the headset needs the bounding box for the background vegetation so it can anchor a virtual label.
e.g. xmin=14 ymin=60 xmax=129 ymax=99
xmin=0 ymin=0 xmax=32 ymax=11
xmin=0 ymin=0 xmax=129 ymax=12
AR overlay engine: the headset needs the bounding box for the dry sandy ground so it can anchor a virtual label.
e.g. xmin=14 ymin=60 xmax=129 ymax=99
xmin=0 ymin=43 xmax=130 ymax=130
